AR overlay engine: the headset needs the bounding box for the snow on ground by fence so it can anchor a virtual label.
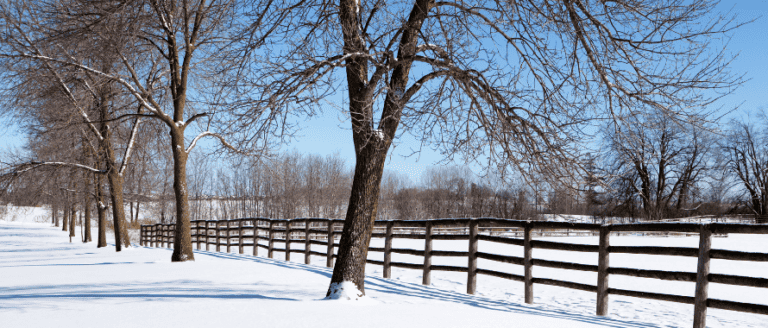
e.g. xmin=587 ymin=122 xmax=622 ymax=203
xmin=3 ymin=209 xmax=768 ymax=327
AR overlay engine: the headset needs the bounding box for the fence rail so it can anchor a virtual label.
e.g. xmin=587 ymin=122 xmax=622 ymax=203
xmin=140 ymin=217 xmax=768 ymax=328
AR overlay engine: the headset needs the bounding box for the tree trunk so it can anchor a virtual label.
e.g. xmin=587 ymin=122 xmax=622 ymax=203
xmin=107 ymin=164 xmax=129 ymax=249
xmin=326 ymin=0 xmax=433 ymax=297
xmin=96 ymin=174 xmax=108 ymax=248
xmin=135 ymin=202 xmax=141 ymax=223
xmin=62 ymin=201 xmax=69 ymax=231
xmin=129 ymin=201 xmax=134 ymax=225
xmin=98 ymin=84 xmax=130 ymax=251
xmin=327 ymin=141 xmax=389 ymax=296
xmin=170 ymin=128 xmax=195 ymax=262
xmin=52 ymin=201 xmax=59 ymax=227
xmin=69 ymin=206 xmax=76 ymax=238
xmin=84 ymin=174 xmax=92 ymax=243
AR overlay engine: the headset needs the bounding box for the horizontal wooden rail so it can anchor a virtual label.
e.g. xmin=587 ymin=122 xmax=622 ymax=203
xmin=708 ymin=299 xmax=768 ymax=315
xmin=608 ymin=267 xmax=696 ymax=282
xmin=477 ymin=268 xmax=524 ymax=282
xmin=531 ymin=240 xmax=599 ymax=252
xmin=476 ymin=252 xmax=523 ymax=265
xmin=532 ymin=258 xmax=597 ymax=272
xmin=477 ymin=234 xmax=524 ymax=246
xmin=140 ymin=217 xmax=768 ymax=328
xmin=610 ymin=245 xmax=698 ymax=257
xmin=709 ymin=273 xmax=768 ymax=288
xmin=533 ymin=277 xmax=597 ymax=293
xmin=710 ymin=249 xmax=768 ymax=262
xmin=609 ymin=288 xmax=694 ymax=304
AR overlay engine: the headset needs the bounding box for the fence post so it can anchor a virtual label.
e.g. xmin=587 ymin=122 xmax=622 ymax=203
xmin=151 ymin=225 xmax=155 ymax=247
xmin=268 ymin=221 xmax=275 ymax=258
xmin=239 ymin=219 xmax=244 ymax=254
xmin=524 ymin=222 xmax=533 ymax=304
xmin=423 ymin=221 xmax=433 ymax=285
xmin=226 ymin=220 xmax=232 ymax=253
xmin=326 ymin=220 xmax=334 ymax=267
xmin=205 ymin=221 xmax=210 ymax=251
xmin=693 ymin=224 xmax=712 ymax=328
xmin=286 ymin=221 xmax=291 ymax=262
xmin=596 ymin=225 xmax=611 ymax=315
xmin=195 ymin=221 xmax=201 ymax=250
xmin=140 ymin=226 xmax=144 ymax=246
xmin=216 ymin=221 xmax=221 ymax=252
xmin=304 ymin=220 xmax=311 ymax=265
xmin=162 ymin=224 xmax=167 ymax=248
xmin=252 ymin=219 xmax=259 ymax=256
xmin=467 ymin=219 xmax=478 ymax=294
xmin=384 ymin=221 xmax=393 ymax=278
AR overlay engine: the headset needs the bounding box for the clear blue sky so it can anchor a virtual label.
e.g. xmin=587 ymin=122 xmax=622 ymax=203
xmin=280 ymin=1 xmax=768 ymax=184
xmin=2 ymin=1 xmax=766 ymax=184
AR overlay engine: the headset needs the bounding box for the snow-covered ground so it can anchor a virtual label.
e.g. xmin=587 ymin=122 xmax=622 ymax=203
xmin=3 ymin=208 xmax=768 ymax=327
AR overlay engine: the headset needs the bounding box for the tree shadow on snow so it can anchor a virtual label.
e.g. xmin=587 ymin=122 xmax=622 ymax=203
xmin=188 ymin=248 xmax=659 ymax=328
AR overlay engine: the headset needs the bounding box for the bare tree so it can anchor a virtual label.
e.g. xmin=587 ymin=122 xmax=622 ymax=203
xmin=238 ymin=0 xmax=743 ymax=296
xmin=606 ymin=114 xmax=712 ymax=220
xmin=0 ymin=0 xmax=288 ymax=261
xmin=722 ymin=119 xmax=768 ymax=222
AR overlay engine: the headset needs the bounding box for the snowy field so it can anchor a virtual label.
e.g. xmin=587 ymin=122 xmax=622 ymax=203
xmin=3 ymin=208 xmax=768 ymax=327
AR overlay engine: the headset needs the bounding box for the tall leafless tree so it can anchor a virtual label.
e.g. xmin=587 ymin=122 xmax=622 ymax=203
xmin=722 ymin=119 xmax=768 ymax=222
xmin=237 ymin=0 xmax=743 ymax=296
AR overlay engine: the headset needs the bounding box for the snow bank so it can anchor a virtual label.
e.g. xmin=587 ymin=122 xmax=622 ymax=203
xmin=326 ymin=281 xmax=364 ymax=300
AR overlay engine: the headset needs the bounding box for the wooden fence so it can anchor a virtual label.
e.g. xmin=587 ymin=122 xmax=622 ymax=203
xmin=140 ymin=218 xmax=768 ymax=328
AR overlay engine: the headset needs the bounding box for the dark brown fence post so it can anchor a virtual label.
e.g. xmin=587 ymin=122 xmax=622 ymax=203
xmin=384 ymin=221 xmax=393 ymax=278
xmin=205 ymin=221 xmax=210 ymax=251
xmin=140 ymin=226 xmax=144 ymax=246
xmin=693 ymin=224 xmax=712 ymax=328
xmin=467 ymin=219 xmax=478 ymax=294
xmin=238 ymin=219 xmax=244 ymax=254
xmin=166 ymin=224 xmax=170 ymax=248
xmin=252 ymin=219 xmax=259 ymax=256
xmin=195 ymin=221 xmax=201 ymax=250
xmin=216 ymin=221 xmax=221 ymax=252
xmin=286 ymin=221 xmax=291 ymax=262
xmin=524 ymin=222 xmax=533 ymax=304
xmin=596 ymin=225 xmax=611 ymax=316
xmin=162 ymin=224 xmax=167 ymax=248
xmin=326 ymin=220 xmax=334 ymax=267
xmin=423 ymin=221 xmax=433 ymax=285
xmin=151 ymin=225 xmax=155 ymax=247
xmin=304 ymin=220 xmax=311 ymax=265
xmin=226 ymin=220 xmax=232 ymax=253
xmin=268 ymin=221 xmax=275 ymax=258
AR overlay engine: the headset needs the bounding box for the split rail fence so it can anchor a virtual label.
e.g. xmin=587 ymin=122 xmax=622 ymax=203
xmin=140 ymin=218 xmax=768 ymax=328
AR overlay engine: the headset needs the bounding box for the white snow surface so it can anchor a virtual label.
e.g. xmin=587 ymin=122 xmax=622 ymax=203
xmin=326 ymin=281 xmax=365 ymax=301
xmin=3 ymin=209 xmax=768 ymax=327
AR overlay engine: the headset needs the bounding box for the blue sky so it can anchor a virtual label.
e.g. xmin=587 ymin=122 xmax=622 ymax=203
xmin=2 ymin=1 xmax=767 ymax=184
xmin=278 ymin=1 xmax=768 ymax=184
